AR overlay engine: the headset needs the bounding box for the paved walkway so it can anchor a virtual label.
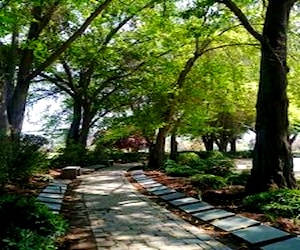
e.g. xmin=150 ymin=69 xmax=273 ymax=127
xmin=76 ymin=165 xmax=232 ymax=250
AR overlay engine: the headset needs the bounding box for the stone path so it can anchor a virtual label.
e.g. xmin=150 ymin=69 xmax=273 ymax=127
xmin=77 ymin=165 xmax=232 ymax=250
xmin=37 ymin=165 xmax=300 ymax=249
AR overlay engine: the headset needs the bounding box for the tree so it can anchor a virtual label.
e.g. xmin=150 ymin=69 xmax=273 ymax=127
xmin=0 ymin=0 xmax=113 ymax=138
xmin=220 ymin=0 xmax=298 ymax=193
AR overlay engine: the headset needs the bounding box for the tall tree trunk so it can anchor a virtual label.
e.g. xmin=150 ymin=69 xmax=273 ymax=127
xmin=170 ymin=131 xmax=178 ymax=161
xmin=148 ymin=126 xmax=168 ymax=168
xmin=230 ymin=138 xmax=237 ymax=152
xmin=246 ymin=0 xmax=297 ymax=193
xmin=66 ymin=98 xmax=82 ymax=146
xmin=202 ymin=134 xmax=214 ymax=151
xmin=78 ymin=110 xmax=93 ymax=148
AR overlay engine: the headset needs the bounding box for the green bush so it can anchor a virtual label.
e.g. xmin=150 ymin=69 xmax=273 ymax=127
xmin=0 ymin=195 xmax=67 ymax=249
xmin=51 ymin=143 xmax=89 ymax=167
xmin=243 ymin=189 xmax=300 ymax=218
xmin=164 ymin=160 xmax=200 ymax=177
xmin=225 ymin=150 xmax=253 ymax=159
xmin=201 ymin=151 xmax=235 ymax=177
xmin=177 ymin=152 xmax=201 ymax=166
xmin=190 ymin=174 xmax=227 ymax=190
xmin=0 ymin=134 xmax=50 ymax=185
xmin=226 ymin=172 xmax=250 ymax=186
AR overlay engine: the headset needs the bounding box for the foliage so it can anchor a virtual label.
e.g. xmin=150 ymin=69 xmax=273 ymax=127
xmin=200 ymin=151 xmax=235 ymax=177
xmin=177 ymin=152 xmax=201 ymax=166
xmin=226 ymin=172 xmax=250 ymax=186
xmin=225 ymin=150 xmax=253 ymax=159
xmin=190 ymin=174 xmax=227 ymax=190
xmin=0 ymin=195 xmax=67 ymax=250
xmin=243 ymin=189 xmax=300 ymax=218
xmin=0 ymin=134 xmax=50 ymax=186
xmin=164 ymin=160 xmax=200 ymax=177
xmin=51 ymin=143 xmax=89 ymax=167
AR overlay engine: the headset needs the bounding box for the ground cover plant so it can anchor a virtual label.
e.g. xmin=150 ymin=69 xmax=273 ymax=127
xmin=0 ymin=195 xmax=67 ymax=250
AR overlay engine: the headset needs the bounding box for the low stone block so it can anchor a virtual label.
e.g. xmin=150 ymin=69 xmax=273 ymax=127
xmin=131 ymin=170 xmax=144 ymax=175
xmin=147 ymin=185 xmax=168 ymax=192
xmin=232 ymin=225 xmax=290 ymax=245
xmin=261 ymin=237 xmax=300 ymax=250
xmin=37 ymin=196 xmax=63 ymax=204
xmin=42 ymin=185 xmax=66 ymax=194
xmin=160 ymin=192 xmax=186 ymax=201
xmin=179 ymin=202 xmax=214 ymax=214
xmin=211 ymin=215 xmax=260 ymax=232
xmin=132 ymin=174 xmax=147 ymax=181
xmin=151 ymin=188 xmax=176 ymax=196
xmin=41 ymin=202 xmax=62 ymax=211
xmin=38 ymin=192 xmax=64 ymax=199
xmin=169 ymin=197 xmax=199 ymax=207
xmin=143 ymin=182 xmax=163 ymax=188
xmin=193 ymin=209 xmax=234 ymax=222
xmin=61 ymin=166 xmax=81 ymax=179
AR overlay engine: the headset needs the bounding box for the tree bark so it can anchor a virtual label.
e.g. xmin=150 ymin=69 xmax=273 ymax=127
xmin=66 ymin=98 xmax=82 ymax=146
xmin=246 ymin=0 xmax=297 ymax=193
xmin=170 ymin=131 xmax=178 ymax=161
xmin=202 ymin=134 xmax=214 ymax=151
xmin=148 ymin=126 xmax=168 ymax=168
xmin=230 ymin=138 xmax=237 ymax=152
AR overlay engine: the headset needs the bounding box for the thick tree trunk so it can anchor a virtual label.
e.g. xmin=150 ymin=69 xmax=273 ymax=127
xmin=170 ymin=132 xmax=178 ymax=161
xmin=78 ymin=110 xmax=93 ymax=148
xmin=66 ymin=98 xmax=82 ymax=146
xmin=230 ymin=138 xmax=237 ymax=153
xmin=202 ymin=134 xmax=214 ymax=151
xmin=148 ymin=127 xmax=168 ymax=168
xmin=215 ymin=134 xmax=229 ymax=153
xmin=246 ymin=0 xmax=297 ymax=193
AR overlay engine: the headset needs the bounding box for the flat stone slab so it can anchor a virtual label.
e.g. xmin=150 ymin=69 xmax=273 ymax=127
xmin=131 ymin=170 xmax=144 ymax=175
xmin=232 ymin=224 xmax=290 ymax=245
xmin=137 ymin=179 xmax=157 ymax=185
xmin=147 ymin=185 xmax=169 ymax=192
xmin=151 ymin=188 xmax=176 ymax=196
xmin=42 ymin=186 xmax=66 ymax=194
xmin=179 ymin=202 xmax=214 ymax=213
xmin=143 ymin=182 xmax=163 ymax=188
xmin=211 ymin=215 xmax=260 ymax=232
xmin=133 ymin=175 xmax=148 ymax=181
xmin=160 ymin=192 xmax=186 ymax=201
xmin=40 ymin=202 xmax=62 ymax=211
xmin=261 ymin=237 xmax=300 ymax=250
xmin=193 ymin=209 xmax=235 ymax=222
xmin=169 ymin=197 xmax=199 ymax=207
xmin=37 ymin=196 xmax=63 ymax=204
xmin=38 ymin=192 xmax=64 ymax=199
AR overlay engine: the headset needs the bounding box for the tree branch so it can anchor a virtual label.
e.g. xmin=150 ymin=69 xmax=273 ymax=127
xmin=218 ymin=0 xmax=263 ymax=42
xmin=29 ymin=0 xmax=113 ymax=81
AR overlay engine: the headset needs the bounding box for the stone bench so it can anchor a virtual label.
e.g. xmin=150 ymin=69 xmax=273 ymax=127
xmin=61 ymin=166 xmax=81 ymax=179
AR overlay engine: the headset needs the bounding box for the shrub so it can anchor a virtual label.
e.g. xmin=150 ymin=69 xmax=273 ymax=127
xmin=0 ymin=134 xmax=50 ymax=184
xmin=0 ymin=195 xmax=67 ymax=249
xmin=190 ymin=174 xmax=227 ymax=190
xmin=177 ymin=152 xmax=201 ymax=166
xmin=243 ymin=189 xmax=300 ymax=218
xmin=201 ymin=151 xmax=235 ymax=177
xmin=51 ymin=143 xmax=89 ymax=167
xmin=164 ymin=160 xmax=200 ymax=177
xmin=226 ymin=172 xmax=250 ymax=186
